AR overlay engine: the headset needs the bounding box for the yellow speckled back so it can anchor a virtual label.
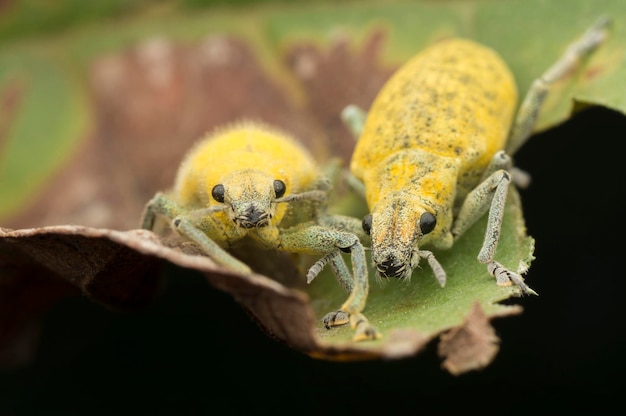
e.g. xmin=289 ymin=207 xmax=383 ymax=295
xmin=174 ymin=121 xmax=318 ymax=207
xmin=351 ymin=38 xmax=518 ymax=197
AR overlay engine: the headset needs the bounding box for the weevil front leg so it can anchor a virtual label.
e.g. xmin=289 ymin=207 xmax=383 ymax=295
xmin=307 ymin=250 xmax=369 ymax=336
xmin=277 ymin=224 xmax=381 ymax=341
xmin=451 ymin=159 xmax=536 ymax=295
xmin=141 ymin=193 xmax=252 ymax=274
xmin=506 ymin=16 xmax=611 ymax=155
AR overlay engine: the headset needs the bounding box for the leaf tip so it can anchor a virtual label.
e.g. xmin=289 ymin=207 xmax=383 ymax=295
xmin=437 ymin=301 xmax=500 ymax=375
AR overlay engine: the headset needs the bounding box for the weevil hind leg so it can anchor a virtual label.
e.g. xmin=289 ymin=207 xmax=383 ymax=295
xmin=506 ymin=15 xmax=611 ymax=156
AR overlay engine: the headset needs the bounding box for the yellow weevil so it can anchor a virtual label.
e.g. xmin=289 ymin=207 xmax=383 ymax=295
xmin=335 ymin=17 xmax=610 ymax=331
xmin=141 ymin=121 xmax=379 ymax=340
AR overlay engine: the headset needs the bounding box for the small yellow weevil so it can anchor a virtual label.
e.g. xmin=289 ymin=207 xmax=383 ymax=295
xmin=141 ymin=121 xmax=379 ymax=340
xmin=338 ymin=17 xmax=610 ymax=318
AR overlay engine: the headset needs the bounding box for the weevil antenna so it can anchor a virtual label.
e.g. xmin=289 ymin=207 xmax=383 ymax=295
xmin=275 ymin=190 xmax=326 ymax=204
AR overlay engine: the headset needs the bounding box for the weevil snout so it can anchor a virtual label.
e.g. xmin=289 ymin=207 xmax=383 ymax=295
xmin=377 ymin=256 xmax=410 ymax=279
xmin=366 ymin=200 xmax=438 ymax=281
xmin=234 ymin=204 xmax=271 ymax=228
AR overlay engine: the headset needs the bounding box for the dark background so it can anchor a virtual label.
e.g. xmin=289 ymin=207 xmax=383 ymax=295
xmin=1 ymin=106 xmax=624 ymax=414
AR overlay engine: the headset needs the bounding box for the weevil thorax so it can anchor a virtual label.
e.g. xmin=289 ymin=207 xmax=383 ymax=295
xmin=173 ymin=121 xmax=318 ymax=233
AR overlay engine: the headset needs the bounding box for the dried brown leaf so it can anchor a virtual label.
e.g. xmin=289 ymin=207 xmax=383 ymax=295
xmin=438 ymin=301 xmax=502 ymax=375
xmin=0 ymin=225 xmax=431 ymax=366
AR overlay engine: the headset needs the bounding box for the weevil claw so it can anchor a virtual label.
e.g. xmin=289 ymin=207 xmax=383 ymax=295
xmin=323 ymin=310 xmax=350 ymax=329
xmin=489 ymin=261 xmax=538 ymax=296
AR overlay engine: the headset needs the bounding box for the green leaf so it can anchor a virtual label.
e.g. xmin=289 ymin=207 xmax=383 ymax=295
xmin=306 ymin=187 xmax=532 ymax=359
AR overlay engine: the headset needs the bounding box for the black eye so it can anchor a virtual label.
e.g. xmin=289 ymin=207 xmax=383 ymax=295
xmin=362 ymin=214 xmax=373 ymax=236
xmin=211 ymin=184 xmax=225 ymax=203
xmin=420 ymin=211 xmax=436 ymax=235
xmin=273 ymin=180 xmax=286 ymax=198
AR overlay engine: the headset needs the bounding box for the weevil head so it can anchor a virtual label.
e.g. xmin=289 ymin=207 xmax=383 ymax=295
xmin=211 ymin=169 xmax=288 ymax=229
xmin=363 ymin=197 xmax=438 ymax=280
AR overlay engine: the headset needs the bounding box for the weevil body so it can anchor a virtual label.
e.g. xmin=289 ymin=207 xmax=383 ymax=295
xmin=141 ymin=122 xmax=380 ymax=341
xmin=343 ymin=17 xmax=610 ymax=293
xmin=352 ymin=38 xmax=518 ymax=280
xmin=173 ymin=123 xmax=317 ymax=241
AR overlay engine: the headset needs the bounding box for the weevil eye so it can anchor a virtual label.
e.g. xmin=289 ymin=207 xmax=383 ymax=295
xmin=419 ymin=211 xmax=436 ymax=235
xmin=362 ymin=214 xmax=373 ymax=236
xmin=211 ymin=184 xmax=225 ymax=203
xmin=273 ymin=180 xmax=286 ymax=198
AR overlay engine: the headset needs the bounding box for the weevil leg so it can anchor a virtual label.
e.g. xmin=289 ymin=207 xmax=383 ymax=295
xmin=279 ymin=225 xmax=380 ymax=341
xmin=323 ymin=239 xmax=380 ymax=342
xmin=141 ymin=193 xmax=252 ymax=274
xmin=477 ymin=149 xmax=530 ymax=190
xmin=340 ymin=104 xmax=368 ymax=139
xmin=173 ymin=218 xmax=251 ymax=274
xmin=319 ymin=213 xmax=370 ymax=245
xmin=140 ymin=192 xmax=173 ymax=230
xmin=317 ymin=158 xmax=343 ymax=190
xmin=506 ymin=16 xmax=611 ymax=156
xmin=339 ymin=105 xmax=370 ymax=199
xmin=479 ymin=150 xmax=511 ymax=180
xmin=510 ymin=167 xmax=532 ymax=189
xmin=340 ymin=105 xmax=368 ymax=197
xmin=489 ymin=261 xmax=537 ymax=296
xmin=479 ymin=150 xmax=513 ymax=185
xmin=343 ymin=170 xmax=367 ymax=200
xmin=306 ymin=250 xmax=353 ymax=293
xmin=451 ymin=168 xmax=535 ymax=295
xmin=312 ymin=251 xmax=353 ymax=329
xmin=451 ymin=169 xmax=511 ymax=241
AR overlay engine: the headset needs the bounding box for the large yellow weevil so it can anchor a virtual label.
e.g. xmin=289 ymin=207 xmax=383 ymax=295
xmin=141 ymin=121 xmax=379 ymax=340
xmin=335 ymin=16 xmax=610 ymax=330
